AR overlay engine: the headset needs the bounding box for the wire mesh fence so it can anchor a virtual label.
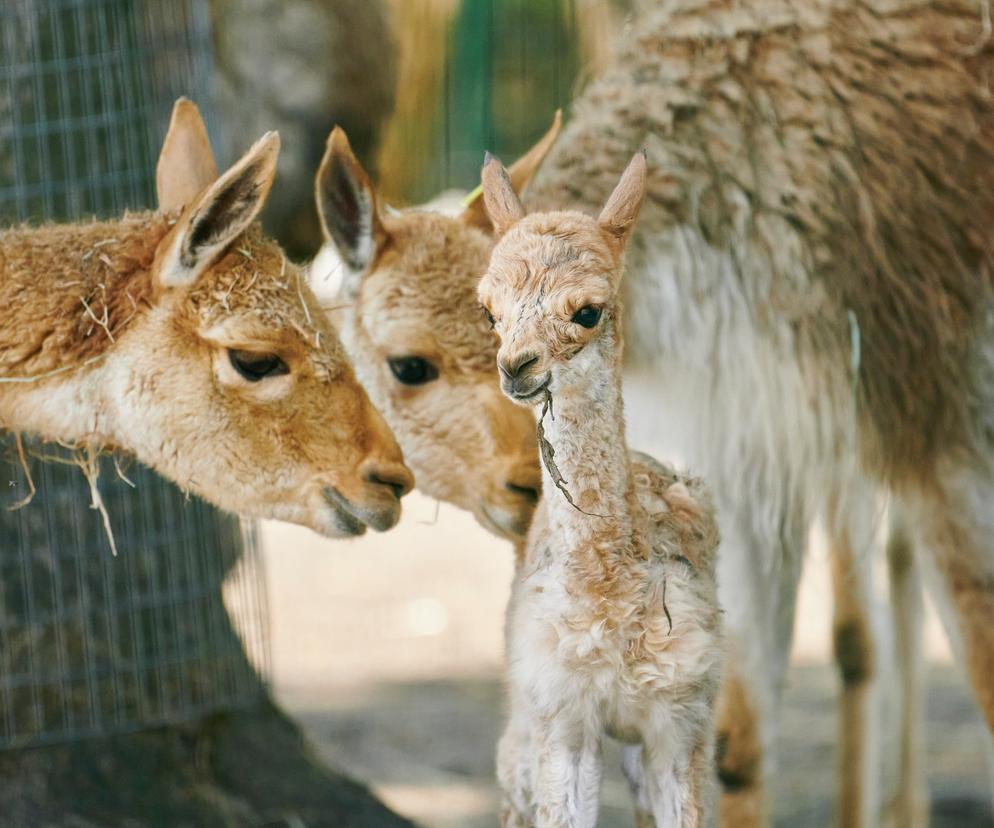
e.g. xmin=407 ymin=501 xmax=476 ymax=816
xmin=0 ymin=0 xmax=270 ymax=750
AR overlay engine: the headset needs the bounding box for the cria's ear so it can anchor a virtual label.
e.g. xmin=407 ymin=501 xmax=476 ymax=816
xmin=461 ymin=109 xmax=562 ymax=231
xmin=155 ymin=131 xmax=279 ymax=289
xmin=156 ymin=97 xmax=219 ymax=213
xmin=315 ymin=126 xmax=389 ymax=284
xmin=480 ymin=153 xmax=526 ymax=237
xmin=598 ymin=150 xmax=647 ymax=257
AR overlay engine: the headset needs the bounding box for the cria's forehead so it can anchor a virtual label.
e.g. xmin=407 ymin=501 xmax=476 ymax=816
xmin=486 ymin=230 xmax=614 ymax=302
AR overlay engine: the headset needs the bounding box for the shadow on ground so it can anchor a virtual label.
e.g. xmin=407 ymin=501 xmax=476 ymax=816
xmin=283 ymin=664 xmax=993 ymax=828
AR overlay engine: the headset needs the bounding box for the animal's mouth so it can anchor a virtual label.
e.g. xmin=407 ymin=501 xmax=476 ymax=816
xmin=479 ymin=502 xmax=531 ymax=540
xmin=322 ymin=487 xmax=368 ymax=536
xmin=508 ymin=376 xmax=550 ymax=404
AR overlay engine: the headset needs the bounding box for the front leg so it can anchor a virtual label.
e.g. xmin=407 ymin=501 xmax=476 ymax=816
xmin=621 ymin=745 xmax=655 ymax=828
xmin=532 ymin=718 xmax=603 ymax=828
xmin=498 ymin=713 xmax=534 ymax=827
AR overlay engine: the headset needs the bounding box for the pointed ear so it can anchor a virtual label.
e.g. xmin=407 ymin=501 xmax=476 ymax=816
xmin=461 ymin=109 xmax=562 ymax=231
xmin=598 ymin=150 xmax=647 ymax=257
xmin=154 ymin=132 xmax=280 ymax=289
xmin=481 ymin=153 xmax=526 ymax=237
xmin=315 ymin=126 xmax=389 ymax=281
xmin=156 ymin=97 xmax=219 ymax=213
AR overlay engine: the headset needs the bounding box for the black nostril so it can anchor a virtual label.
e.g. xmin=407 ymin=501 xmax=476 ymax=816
xmin=500 ymin=353 xmax=539 ymax=379
xmin=366 ymin=470 xmax=408 ymax=500
xmin=505 ymin=481 xmax=540 ymax=504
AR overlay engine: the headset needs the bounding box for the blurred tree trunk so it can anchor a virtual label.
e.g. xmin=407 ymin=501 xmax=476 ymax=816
xmin=0 ymin=702 xmax=412 ymax=827
xmin=210 ymin=0 xmax=397 ymax=260
xmin=0 ymin=447 xmax=413 ymax=828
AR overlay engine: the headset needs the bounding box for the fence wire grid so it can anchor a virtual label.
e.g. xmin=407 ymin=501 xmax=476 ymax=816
xmin=0 ymin=0 xmax=271 ymax=750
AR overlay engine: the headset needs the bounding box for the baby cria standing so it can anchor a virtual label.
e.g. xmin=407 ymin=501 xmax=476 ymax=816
xmin=478 ymin=151 xmax=723 ymax=827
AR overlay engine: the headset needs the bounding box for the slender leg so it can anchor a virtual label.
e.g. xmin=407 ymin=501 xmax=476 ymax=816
xmin=904 ymin=460 xmax=994 ymax=818
xmin=641 ymin=740 xmax=685 ymax=828
xmin=622 ymin=745 xmax=656 ymax=828
xmin=685 ymin=729 xmax=718 ymax=828
xmin=884 ymin=510 xmax=928 ymax=828
xmin=640 ymin=726 xmax=714 ymax=828
xmin=828 ymin=496 xmax=883 ymax=828
xmin=532 ymin=719 xmax=603 ymax=828
xmin=713 ymin=499 xmax=807 ymax=827
xmin=498 ymin=713 xmax=534 ymax=828
xmin=907 ymin=463 xmax=994 ymax=733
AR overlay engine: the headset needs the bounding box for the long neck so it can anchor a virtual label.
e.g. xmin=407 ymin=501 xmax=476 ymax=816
xmin=539 ymin=315 xmax=635 ymax=551
xmin=0 ymin=213 xmax=164 ymax=443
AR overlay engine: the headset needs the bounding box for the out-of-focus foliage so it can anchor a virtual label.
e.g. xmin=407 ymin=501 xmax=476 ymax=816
xmin=377 ymin=0 xmax=627 ymax=206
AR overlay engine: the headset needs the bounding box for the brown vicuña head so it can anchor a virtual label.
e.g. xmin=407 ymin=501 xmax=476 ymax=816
xmin=478 ymin=151 xmax=647 ymax=404
xmin=0 ymin=97 xmax=413 ymax=538
xmin=312 ymin=114 xmax=561 ymax=540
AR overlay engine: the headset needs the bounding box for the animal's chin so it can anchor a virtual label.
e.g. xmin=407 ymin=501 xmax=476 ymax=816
xmin=478 ymin=502 xmax=532 ymax=541
xmin=504 ymin=375 xmax=551 ymax=406
xmin=321 ymin=487 xmax=369 ymax=537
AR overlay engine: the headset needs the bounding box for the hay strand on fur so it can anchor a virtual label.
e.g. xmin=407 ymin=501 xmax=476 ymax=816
xmin=8 ymin=432 xmax=36 ymax=510
xmin=0 ymin=354 xmax=105 ymax=384
xmin=77 ymin=446 xmax=118 ymax=556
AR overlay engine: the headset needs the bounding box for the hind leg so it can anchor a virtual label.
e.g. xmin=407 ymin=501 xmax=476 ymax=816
xmin=713 ymin=500 xmax=806 ymax=827
xmin=829 ymin=512 xmax=880 ymax=828
xmin=622 ymin=745 xmax=656 ymax=828
xmin=906 ymin=460 xmax=994 ymax=734
xmin=884 ymin=510 xmax=928 ymax=828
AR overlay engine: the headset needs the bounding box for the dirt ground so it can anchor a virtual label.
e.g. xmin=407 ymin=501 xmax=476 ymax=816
xmin=258 ymin=375 xmax=993 ymax=827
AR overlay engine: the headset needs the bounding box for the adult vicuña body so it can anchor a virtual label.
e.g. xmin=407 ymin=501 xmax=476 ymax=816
xmin=0 ymin=98 xmax=412 ymax=538
xmin=479 ymin=152 xmax=723 ymax=828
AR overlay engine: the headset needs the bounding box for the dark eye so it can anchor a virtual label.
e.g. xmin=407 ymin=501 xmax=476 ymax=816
xmin=481 ymin=306 xmax=496 ymax=329
xmin=571 ymin=305 xmax=602 ymax=328
xmin=228 ymin=350 xmax=290 ymax=382
xmin=387 ymin=356 xmax=439 ymax=386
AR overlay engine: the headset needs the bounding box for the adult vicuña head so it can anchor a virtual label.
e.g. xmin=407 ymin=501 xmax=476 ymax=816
xmin=310 ymin=115 xmax=563 ymax=541
xmin=0 ymin=98 xmax=413 ymax=538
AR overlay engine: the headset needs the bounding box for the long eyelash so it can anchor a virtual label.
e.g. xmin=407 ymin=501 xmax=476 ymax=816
xmin=480 ymin=305 xmax=495 ymax=329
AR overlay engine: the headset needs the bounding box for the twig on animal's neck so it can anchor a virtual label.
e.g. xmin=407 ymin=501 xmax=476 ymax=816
xmin=537 ymin=389 xmax=610 ymax=519
xmin=8 ymin=433 xmax=36 ymax=511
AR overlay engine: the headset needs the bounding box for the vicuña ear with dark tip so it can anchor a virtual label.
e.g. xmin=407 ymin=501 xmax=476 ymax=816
xmin=315 ymin=126 xmax=389 ymax=282
xmin=461 ymin=110 xmax=562 ymax=231
xmin=154 ymin=131 xmax=280 ymax=290
xmin=156 ymin=97 xmax=219 ymax=213
xmin=597 ymin=150 xmax=647 ymax=258
xmin=481 ymin=154 xmax=527 ymax=237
